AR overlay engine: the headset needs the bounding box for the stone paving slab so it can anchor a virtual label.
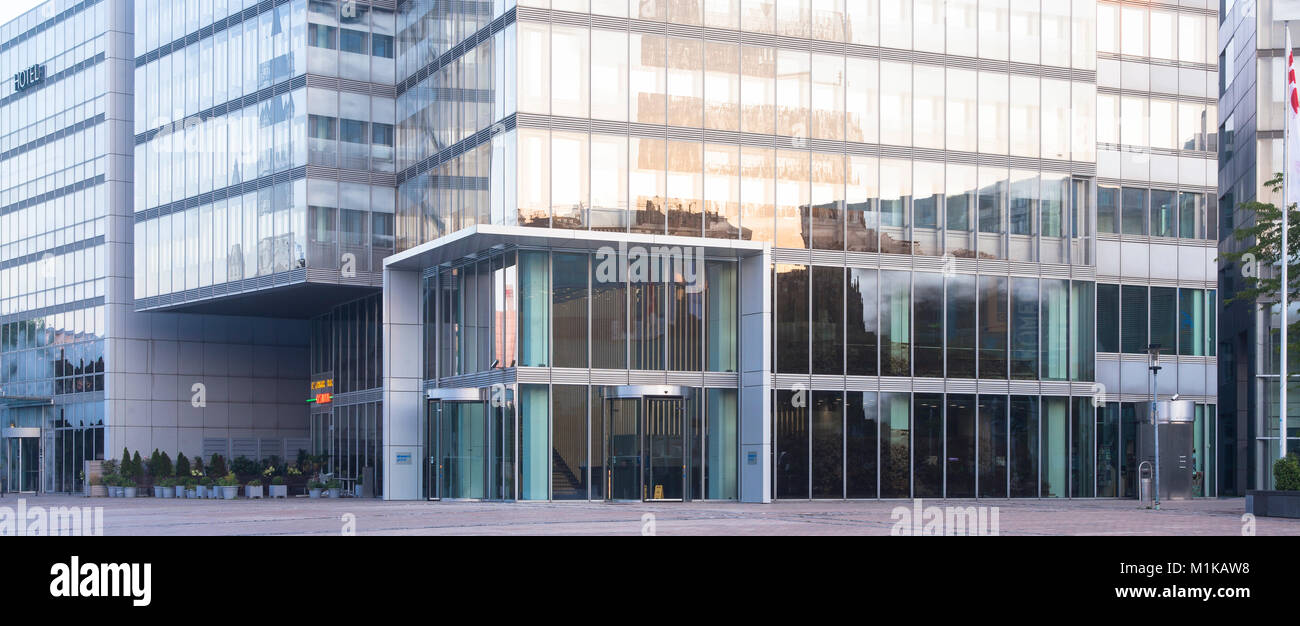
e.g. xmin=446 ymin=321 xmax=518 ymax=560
xmin=3 ymin=495 xmax=1295 ymax=536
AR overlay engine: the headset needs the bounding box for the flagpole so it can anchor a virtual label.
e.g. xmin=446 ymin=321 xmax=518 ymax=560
xmin=1284 ymin=23 xmax=1291 ymax=461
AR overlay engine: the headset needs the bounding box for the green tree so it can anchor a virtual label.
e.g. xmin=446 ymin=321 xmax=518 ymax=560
xmin=130 ymin=451 xmax=144 ymax=482
xmin=1220 ymin=173 xmax=1300 ymax=352
xmin=175 ymin=453 xmax=191 ymax=478
xmin=209 ymin=453 xmax=227 ymax=477
xmin=156 ymin=451 xmax=173 ymax=478
xmin=119 ymin=448 xmax=133 ymax=479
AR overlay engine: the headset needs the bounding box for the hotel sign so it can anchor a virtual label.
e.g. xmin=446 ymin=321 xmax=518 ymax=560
xmin=308 ymin=376 xmax=334 ymax=405
xmin=13 ymin=64 xmax=45 ymax=92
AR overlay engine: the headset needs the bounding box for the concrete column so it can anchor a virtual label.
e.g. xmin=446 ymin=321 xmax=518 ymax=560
xmin=382 ymin=266 xmax=424 ymax=500
xmin=739 ymin=248 xmax=772 ymax=503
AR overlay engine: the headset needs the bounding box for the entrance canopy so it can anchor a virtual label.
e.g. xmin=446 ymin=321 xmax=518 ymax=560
xmin=385 ymin=224 xmax=767 ymax=273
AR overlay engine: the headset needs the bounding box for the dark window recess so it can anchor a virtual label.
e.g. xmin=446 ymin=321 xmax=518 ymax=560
xmin=1097 ymin=283 xmax=1119 ymax=353
xmin=340 ymin=119 xmax=368 ymax=144
xmin=309 ymin=23 xmax=337 ymax=49
xmin=373 ymin=33 xmax=395 ymax=58
xmin=372 ymin=122 xmax=395 ymax=146
xmin=340 ymin=28 xmax=368 ymax=54
xmin=1120 ymin=285 xmax=1148 ymax=354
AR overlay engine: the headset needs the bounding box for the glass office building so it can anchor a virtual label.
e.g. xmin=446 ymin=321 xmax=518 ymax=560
xmin=129 ymin=0 xmax=397 ymax=490
xmin=0 ymin=0 xmax=387 ymax=494
xmin=1218 ymin=0 xmax=1300 ymax=492
xmin=0 ymin=0 xmax=115 ymax=494
xmin=382 ymin=0 xmax=1222 ymax=501
xmin=1 ymin=0 xmax=1226 ymax=500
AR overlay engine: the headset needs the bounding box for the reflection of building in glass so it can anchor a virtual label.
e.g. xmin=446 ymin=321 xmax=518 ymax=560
xmin=0 ymin=0 xmax=1229 ymax=500
xmin=386 ymin=0 xmax=1224 ymax=501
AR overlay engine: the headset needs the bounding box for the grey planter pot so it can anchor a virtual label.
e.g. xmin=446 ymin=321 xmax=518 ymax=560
xmin=108 ymin=486 xmax=121 ymax=498
xmin=220 ymin=486 xmax=238 ymax=500
xmin=1246 ymin=490 xmax=1300 ymax=518
xmin=152 ymin=486 xmax=164 ymax=498
xmin=268 ymin=485 xmax=288 ymax=499
xmin=327 ymin=488 xmax=341 ymax=499
xmin=194 ymin=485 xmax=206 ymax=499
xmin=245 ymin=485 xmax=264 ymax=499
xmin=185 ymin=488 xmax=197 ymax=498
xmin=354 ymin=485 xmax=364 ymax=498
xmin=309 ymin=488 xmax=322 ymax=499
xmin=174 ymin=486 xmax=186 ymax=498
xmin=124 ymin=487 xmax=138 ymax=498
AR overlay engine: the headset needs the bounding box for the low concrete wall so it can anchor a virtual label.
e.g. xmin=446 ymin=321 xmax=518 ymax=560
xmin=1245 ymin=490 xmax=1300 ymax=518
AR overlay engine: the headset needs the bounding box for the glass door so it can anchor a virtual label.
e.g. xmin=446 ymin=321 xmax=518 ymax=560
xmin=428 ymin=400 xmax=489 ymax=500
xmin=603 ymin=392 xmax=688 ymax=502
xmin=644 ymin=398 xmax=685 ymax=501
xmin=604 ymin=398 xmax=641 ymax=500
xmin=439 ymin=401 xmax=487 ymax=499
xmin=5 ymin=437 xmax=39 ymax=493
xmin=426 ymin=401 xmax=439 ymax=500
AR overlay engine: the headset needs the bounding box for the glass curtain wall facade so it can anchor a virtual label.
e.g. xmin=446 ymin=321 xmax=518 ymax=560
xmin=1092 ymin=0 xmax=1221 ymax=495
xmin=132 ymin=0 xmax=397 ymax=309
xmin=1217 ymin=0 xmax=1300 ymax=491
xmin=1 ymin=0 xmax=1232 ymax=496
xmin=385 ymin=0 xmax=1225 ymax=500
xmin=416 ymin=248 xmax=740 ymax=500
xmin=309 ymin=293 xmax=383 ymax=494
xmin=0 ymin=0 xmax=115 ymax=493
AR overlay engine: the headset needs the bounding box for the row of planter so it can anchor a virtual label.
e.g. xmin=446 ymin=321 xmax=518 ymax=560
xmin=103 ymin=484 xmax=358 ymax=499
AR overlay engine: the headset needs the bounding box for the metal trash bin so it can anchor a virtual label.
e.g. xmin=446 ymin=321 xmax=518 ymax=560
xmin=1138 ymin=461 xmax=1153 ymax=508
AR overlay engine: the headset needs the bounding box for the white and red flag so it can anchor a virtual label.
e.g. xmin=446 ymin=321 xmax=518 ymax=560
xmin=1287 ymin=27 xmax=1300 ymax=211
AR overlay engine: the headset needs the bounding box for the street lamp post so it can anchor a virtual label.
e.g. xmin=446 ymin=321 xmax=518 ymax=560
xmin=1147 ymin=343 xmax=1163 ymax=510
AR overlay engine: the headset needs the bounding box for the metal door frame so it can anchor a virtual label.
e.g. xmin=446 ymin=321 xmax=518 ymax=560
xmin=3 ymin=427 xmax=41 ymax=494
xmin=601 ymin=386 xmax=689 ymax=503
xmin=426 ymin=388 xmax=489 ymax=501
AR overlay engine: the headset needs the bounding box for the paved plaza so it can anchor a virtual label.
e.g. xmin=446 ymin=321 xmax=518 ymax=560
xmin=2 ymin=494 xmax=1295 ymax=536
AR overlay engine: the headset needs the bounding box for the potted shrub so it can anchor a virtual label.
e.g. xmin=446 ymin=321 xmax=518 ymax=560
xmin=88 ymin=475 xmax=107 ymax=498
xmin=173 ymin=478 xmax=186 ymax=499
xmin=184 ymin=478 xmax=198 ymax=499
xmin=269 ymin=476 xmax=288 ymax=499
xmin=202 ymin=476 xmax=216 ymax=499
xmin=209 ymin=453 xmax=228 ymax=479
xmin=123 ymin=478 xmax=138 ymax=499
xmin=100 ymin=460 xmax=117 ymax=497
xmin=218 ymin=473 xmax=239 ymax=500
xmin=326 ymin=478 xmax=342 ymax=499
xmin=308 ymin=480 xmax=325 ymax=499
xmin=175 ymin=453 xmax=191 ymax=498
xmin=129 ymin=450 xmax=145 ymax=494
xmin=1248 ymin=454 xmax=1300 ymax=518
xmin=117 ymin=450 xmax=133 ymax=490
xmin=245 ymin=479 xmax=264 ymax=499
